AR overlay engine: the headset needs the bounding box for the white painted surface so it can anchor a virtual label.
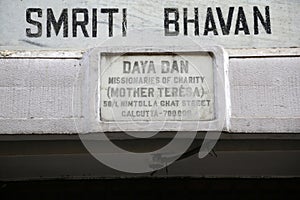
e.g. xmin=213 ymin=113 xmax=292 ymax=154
xmin=0 ymin=59 xmax=81 ymax=119
xmin=0 ymin=0 xmax=299 ymax=49
xmin=0 ymin=49 xmax=299 ymax=133
xmin=229 ymin=57 xmax=300 ymax=132
xmin=0 ymin=57 xmax=84 ymax=133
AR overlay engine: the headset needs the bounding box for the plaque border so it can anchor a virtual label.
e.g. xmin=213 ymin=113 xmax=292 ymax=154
xmin=82 ymin=46 xmax=229 ymax=132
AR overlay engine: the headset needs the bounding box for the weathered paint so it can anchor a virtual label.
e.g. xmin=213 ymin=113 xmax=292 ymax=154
xmin=0 ymin=0 xmax=299 ymax=49
xmin=0 ymin=0 xmax=299 ymax=134
xmin=229 ymin=56 xmax=300 ymax=132
xmin=0 ymin=48 xmax=299 ymax=133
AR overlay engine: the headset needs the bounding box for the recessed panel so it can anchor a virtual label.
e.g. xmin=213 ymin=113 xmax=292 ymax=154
xmin=100 ymin=53 xmax=214 ymax=121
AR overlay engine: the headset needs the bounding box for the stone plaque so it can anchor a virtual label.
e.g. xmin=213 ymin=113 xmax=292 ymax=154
xmin=100 ymin=53 xmax=214 ymax=121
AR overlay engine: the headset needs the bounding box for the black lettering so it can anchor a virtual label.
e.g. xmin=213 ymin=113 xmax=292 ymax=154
xmin=72 ymin=8 xmax=89 ymax=37
xmin=101 ymin=8 xmax=119 ymax=37
xmin=216 ymin=7 xmax=234 ymax=35
xmin=204 ymin=7 xmax=218 ymax=35
xmin=164 ymin=8 xmax=179 ymax=36
xmin=183 ymin=8 xmax=199 ymax=36
xmin=254 ymin=6 xmax=271 ymax=34
xmin=26 ymin=8 xmax=42 ymax=37
xmin=122 ymin=8 xmax=127 ymax=37
xmin=235 ymin=7 xmax=250 ymax=35
xmin=92 ymin=8 xmax=97 ymax=37
xmin=47 ymin=8 xmax=68 ymax=37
